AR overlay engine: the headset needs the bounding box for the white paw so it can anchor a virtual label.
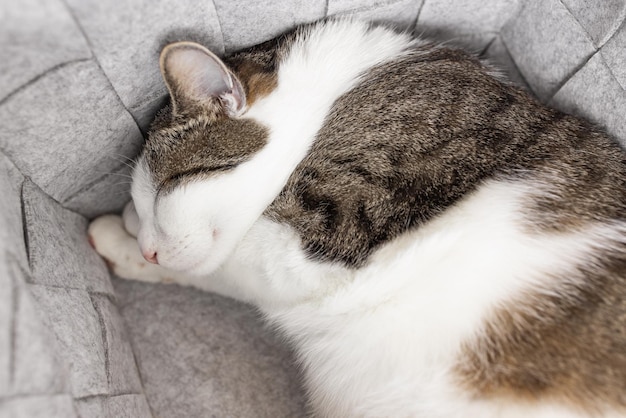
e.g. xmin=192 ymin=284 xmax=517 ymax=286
xmin=122 ymin=200 xmax=140 ymax=237
xmin=88 ymin=214 xmax=161 ymax=283
xmin=88 ymin=214 xmax=131 ymax=259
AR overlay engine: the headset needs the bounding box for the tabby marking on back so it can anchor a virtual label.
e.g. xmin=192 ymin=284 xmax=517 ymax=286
xmin=88 ymin=19 xmax=626 ymax=418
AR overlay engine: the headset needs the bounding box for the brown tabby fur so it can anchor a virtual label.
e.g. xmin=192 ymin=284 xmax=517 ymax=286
xmin=144 ymin=21 xmax=626 ymax=412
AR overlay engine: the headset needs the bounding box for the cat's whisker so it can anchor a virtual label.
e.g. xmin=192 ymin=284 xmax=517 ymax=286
xmin=110 ymin=151 xmax=137 ymax=164
xmin=108 ymin=189 xmax=132 ymax=198
xmin=109 ymin=153 xmax=138 ymax=171
xmin=92 ymin=171 xmax=134 ymax=180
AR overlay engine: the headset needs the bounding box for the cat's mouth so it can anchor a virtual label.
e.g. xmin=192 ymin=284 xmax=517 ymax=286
xmin=156 ymin=229 xmax=219 ymax=274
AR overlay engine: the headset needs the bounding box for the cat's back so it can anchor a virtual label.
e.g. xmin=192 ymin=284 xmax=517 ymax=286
xmin=260 ymin=21 xmax=626 ymax=268
xmin=220 ymin=19 xmax=626 ymax=417
xmin=163 ymin=20 xmax=626 ymax=417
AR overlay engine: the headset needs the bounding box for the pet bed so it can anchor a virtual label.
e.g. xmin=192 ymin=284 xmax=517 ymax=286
xmin=1 ymin=0 xmax=624 ymax=416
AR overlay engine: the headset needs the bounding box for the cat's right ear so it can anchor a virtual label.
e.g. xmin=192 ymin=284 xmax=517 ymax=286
xmin=159 ymin=42 xmax=246 ymax=117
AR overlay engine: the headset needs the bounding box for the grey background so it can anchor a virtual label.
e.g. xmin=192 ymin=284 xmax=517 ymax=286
xmin=1 ymin=0 xmax=625 ymax=416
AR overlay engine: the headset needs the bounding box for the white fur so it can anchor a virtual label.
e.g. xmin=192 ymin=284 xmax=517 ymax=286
xmin=249 ymin=180 xmax=626 ymax=417
xmin=89 ymin=20 xmax=626 ymax=418
xmin=91 ymin=179 xmax=626 ymax=417
xmin=130 ymin=20 xmax=417 ymax=276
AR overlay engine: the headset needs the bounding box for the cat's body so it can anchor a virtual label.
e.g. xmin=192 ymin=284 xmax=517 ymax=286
xmin=89 ymin=19 xmax=626 ymax=417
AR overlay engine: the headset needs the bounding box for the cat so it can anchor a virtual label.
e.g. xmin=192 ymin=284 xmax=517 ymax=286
xmin=88 ymin=19 xmax=626 ymax=418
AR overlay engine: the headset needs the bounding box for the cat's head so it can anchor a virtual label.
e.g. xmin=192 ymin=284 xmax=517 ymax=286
xmin=130 ymin=42 xmax=273 ymax=275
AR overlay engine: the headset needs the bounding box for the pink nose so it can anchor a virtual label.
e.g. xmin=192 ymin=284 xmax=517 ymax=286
xmin=142 ymin=250 xmax=158 ymax=265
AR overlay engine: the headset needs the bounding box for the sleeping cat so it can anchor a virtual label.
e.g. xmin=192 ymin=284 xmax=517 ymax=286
xmin=88 ymin=19 xmax=626 ymax=417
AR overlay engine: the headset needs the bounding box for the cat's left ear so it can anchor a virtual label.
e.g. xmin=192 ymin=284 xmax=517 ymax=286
xmin=159 ymin=42 xmax=246 ymax=116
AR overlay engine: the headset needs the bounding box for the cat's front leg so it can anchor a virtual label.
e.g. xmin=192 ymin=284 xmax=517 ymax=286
xmin=88 ymin=214 xmax=181 ymax=284
xmin=88 ymin=212 xmax=251 ymax=301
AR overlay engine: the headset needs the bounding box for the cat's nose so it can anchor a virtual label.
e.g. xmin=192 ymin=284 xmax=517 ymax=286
xmin=142 ymin=250 xmax=159 ymax=265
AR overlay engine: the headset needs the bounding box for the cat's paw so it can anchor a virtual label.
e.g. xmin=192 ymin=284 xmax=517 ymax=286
xmin=122 ymin=201 xmax=140 ymax=238
xmin=88 ymin=215 xmax=162 ymax=283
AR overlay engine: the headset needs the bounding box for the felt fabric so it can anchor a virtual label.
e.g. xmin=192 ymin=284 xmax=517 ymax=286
xmin=501 ymin=1 xmax=597 ymax=101
xmin=0 ymin=1 xmax=624 ymax=417
xmin=112 ymin=278 xmax=307 ymax=418
xmin=0 ymin=0 xmax=92 ymax=102
xmin=0 ymin=61 xmax=143 ymax=205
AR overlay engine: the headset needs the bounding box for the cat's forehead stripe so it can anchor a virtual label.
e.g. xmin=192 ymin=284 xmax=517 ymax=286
xmin=143 ymin=34 xmax=295 ymax=192
xmin=145 ymin=116 xmax=269 ymax=191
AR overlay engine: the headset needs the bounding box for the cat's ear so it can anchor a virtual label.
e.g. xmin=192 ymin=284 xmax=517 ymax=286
xmin=159 ymin=42 xmax=246 ymax=116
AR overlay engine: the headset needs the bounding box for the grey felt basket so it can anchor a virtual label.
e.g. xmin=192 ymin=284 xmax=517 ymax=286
xmin=1 ymin=1 xmax=625 ymax=417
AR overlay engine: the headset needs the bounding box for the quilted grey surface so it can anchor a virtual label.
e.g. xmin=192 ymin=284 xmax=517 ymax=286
xmin=0 ymin=1 xmax=625 ymax=417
